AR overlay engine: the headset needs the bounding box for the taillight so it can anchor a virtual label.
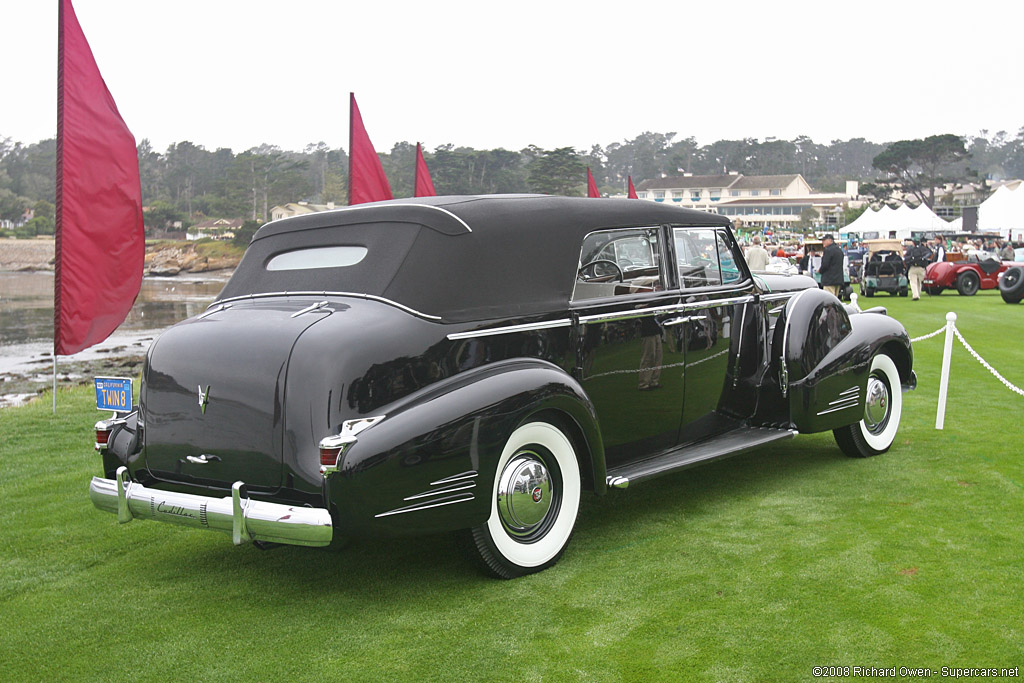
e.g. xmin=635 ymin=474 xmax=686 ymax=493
xmin=95 ymin=421 xmax=113 ymax=451
xmin=319 ymin=415 xmax=386 ymax=477
xmin=320 ymin=445 xmax=342 ymax=467
xmin=95 ymin=416 xmax=129 ymax=452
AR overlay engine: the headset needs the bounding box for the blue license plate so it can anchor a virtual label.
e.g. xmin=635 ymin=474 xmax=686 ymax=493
xmin=95 ymin=377 xmax=133 ymax=412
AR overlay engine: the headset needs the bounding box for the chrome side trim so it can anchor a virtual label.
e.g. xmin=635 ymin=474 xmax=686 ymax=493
xmin=579 ymin=303 xmax=685 ymax=325
xmin=817 ymin=402 xmax=859 ymax=416
xmin=446 ymin=319 xmax=571 ymax=340
xmin=677 ymin=294 xmax=754 ymax=313
xmin=579 ymin=294 xmax=754 ymax=325
xmin=817 ymin=386 xmax=861 ymax=415
xmin=379 ymin=469 xmax=481 ymax=515
xmin=273 ymin=202 xmax=474 ymax=233
xmin=760 ymin=292 xmax=796 ymax=302
xmin=374 ymin=494 xmax=475 ymax=518
xmin=430 ymin=471 xmax=479 ymax=486
xmin=607 ymin=476 xmax=629 ymax=489
xmin=210 ymin=291 xmax=442 ymax=321
xmin=403 ymin=483 xmax=476 ymax=501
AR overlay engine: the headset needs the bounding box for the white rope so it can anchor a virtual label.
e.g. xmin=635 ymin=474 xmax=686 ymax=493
xmin=910 ymin=326 xmax=947 ymax=343
xmin=952 ymin=328 xmax=1024 ymax=397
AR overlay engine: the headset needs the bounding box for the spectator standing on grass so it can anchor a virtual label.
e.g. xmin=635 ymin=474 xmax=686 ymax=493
xmin=905 ymin=238 xmax=931 ymax=301
xmin=745 ymin=235 xmax=771 ymax=271
xmin=819 ymin=234 xmax=844 ymax=297
xmin=932 ymin=236 xmax=946 ymax=263
xmin=999 ymin=241 xmax=1014 ymax=260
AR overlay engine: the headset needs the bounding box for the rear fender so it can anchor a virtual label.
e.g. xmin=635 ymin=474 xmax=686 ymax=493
xmin=99 ymin=411 xmax=142 ymax=479
xmin=327 ymin=358 xmax=604 ymax=536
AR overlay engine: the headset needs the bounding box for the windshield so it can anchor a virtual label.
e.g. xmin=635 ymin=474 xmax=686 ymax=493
xmin=967 ymin=250 xmax=1000 ymax=262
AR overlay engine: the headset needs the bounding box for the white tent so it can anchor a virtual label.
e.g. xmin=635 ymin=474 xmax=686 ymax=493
xmin=906 ymin=203 xmax=955 ymax=233
xmin=843 ymin=205 xmax=894 ymax=238
xmin=979 ymin=184 xmax=1024 ymax=240
xmin=843 ymin=203 xmax=952 ymax=240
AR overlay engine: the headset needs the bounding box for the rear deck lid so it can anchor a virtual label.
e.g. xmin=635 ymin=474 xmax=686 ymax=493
xmin=140 ymin=301 xmax=328 ymax=492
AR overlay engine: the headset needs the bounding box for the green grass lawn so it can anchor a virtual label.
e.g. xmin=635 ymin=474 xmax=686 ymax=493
xmin=1 ymin=290 xmax=1022 ymax=681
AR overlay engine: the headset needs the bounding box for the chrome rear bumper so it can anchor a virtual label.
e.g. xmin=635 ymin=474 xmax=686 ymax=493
xmin=89 ymin=467 xmax=333 ymax=547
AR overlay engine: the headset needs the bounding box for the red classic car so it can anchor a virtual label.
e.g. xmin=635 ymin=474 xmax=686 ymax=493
xmin=924 ymin=251 xmax=1024 ymax=296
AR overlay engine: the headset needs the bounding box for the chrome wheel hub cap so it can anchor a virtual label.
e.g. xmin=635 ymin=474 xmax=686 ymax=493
xmin=864 ymin=375 xmax=890 ymax=433
xmin=497 ymin=452 xmax=553 ymax=537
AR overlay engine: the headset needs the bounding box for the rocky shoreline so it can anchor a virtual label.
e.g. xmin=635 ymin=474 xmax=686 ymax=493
xmin=0 ymin=238 xmax=241 ymax=275
xmin=0 ymin=350 xmax=146 ymax=409
xmin=0 ymin=238 xmax=56 ymax=271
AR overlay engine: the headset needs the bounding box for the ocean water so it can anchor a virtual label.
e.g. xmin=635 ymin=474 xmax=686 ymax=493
xmin=0 ymin=271 xmax=227 ymax=374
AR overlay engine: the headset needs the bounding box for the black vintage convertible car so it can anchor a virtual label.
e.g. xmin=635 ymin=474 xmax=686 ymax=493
xmin=90 ymin=195 xmax=916 ymax=578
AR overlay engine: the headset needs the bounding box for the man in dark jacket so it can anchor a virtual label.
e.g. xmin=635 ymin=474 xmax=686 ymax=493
xmin=904 ymin=238 xmax=932 ymax=300
xmin=819 ymin=234 xmax=845 ymax=297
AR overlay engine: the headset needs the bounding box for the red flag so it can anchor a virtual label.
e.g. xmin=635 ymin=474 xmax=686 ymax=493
xmin=348 ymin=93 xmax=392 ymax=205
xmin=627 ymin=176 xmax=639 ymax=199
xmin=55 ymin=0 xmax=145 ymax=356
xmin=587 ymin=168 xmax=600 ymax=198
xmin=414 ymin=142 xmax=436 ymax=197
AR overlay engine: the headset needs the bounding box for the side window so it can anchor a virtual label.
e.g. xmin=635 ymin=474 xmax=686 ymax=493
xmin=716 ymin=230 xmax=744 ymax=285
xmin=573 ymin=227 xmax=663 ymax=301
xmin=673 ymin=227 xmax=748 ymax=289
xmin=674 ymin=228 xmax=721 ymax=288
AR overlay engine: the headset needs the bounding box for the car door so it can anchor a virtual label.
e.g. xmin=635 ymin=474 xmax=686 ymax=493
xmin=571 ymin=226 xmax=685 ymax=467
xmin=671 ymin=226 xmax=757 ymax=445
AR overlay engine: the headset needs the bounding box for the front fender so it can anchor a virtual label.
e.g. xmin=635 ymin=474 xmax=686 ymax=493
xmin=326 ymin=358 xmax=604 ymax=537
xmin=780 ymin=289 xmax=913 ymax=433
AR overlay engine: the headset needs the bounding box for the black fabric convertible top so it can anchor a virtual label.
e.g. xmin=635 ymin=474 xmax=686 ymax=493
xmin=217 ymin=195 xmax=731 ymax=322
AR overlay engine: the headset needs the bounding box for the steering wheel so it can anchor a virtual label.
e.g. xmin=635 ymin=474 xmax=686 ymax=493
xmin=578 ymin=259 xmax=624 ymax=282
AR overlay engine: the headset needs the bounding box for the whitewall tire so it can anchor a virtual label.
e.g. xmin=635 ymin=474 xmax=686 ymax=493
xmin=459 ymin=421 xmax=581 ymax=578
xmin=833 ymin=352 xmax=903 ymax=458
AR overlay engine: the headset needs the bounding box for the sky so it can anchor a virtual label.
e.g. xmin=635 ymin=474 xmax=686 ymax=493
xmin=3 ymin=0 xmax=1023 ymax=156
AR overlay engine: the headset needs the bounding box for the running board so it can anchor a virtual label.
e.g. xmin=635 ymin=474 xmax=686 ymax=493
xmin=605 ymin=426 xmax=797 ymax=489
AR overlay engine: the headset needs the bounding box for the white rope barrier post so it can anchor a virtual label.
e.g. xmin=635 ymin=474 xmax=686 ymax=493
xmin=935 ymin=312 xmax=957 ymax=430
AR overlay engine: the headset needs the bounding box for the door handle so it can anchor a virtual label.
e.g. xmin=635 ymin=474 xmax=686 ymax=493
xmin=186 ymin=454 xmax=220 ymax=465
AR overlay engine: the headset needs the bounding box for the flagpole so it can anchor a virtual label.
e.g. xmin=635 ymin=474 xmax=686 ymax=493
xmin=54 ymin=0 xmax=64 ymax=416
xmin=414 ymin=142 xmax=421 ymax=195
xmin=347 ymin=93 xmax=354 ymax=206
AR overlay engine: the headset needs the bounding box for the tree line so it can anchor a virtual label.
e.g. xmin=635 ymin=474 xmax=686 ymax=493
xmin=2 ymin=127 xmax=1024 ymax=236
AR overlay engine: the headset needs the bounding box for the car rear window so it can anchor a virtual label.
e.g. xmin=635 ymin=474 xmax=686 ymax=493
xmin=265 ymin=246 xmax=369 ymax=271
